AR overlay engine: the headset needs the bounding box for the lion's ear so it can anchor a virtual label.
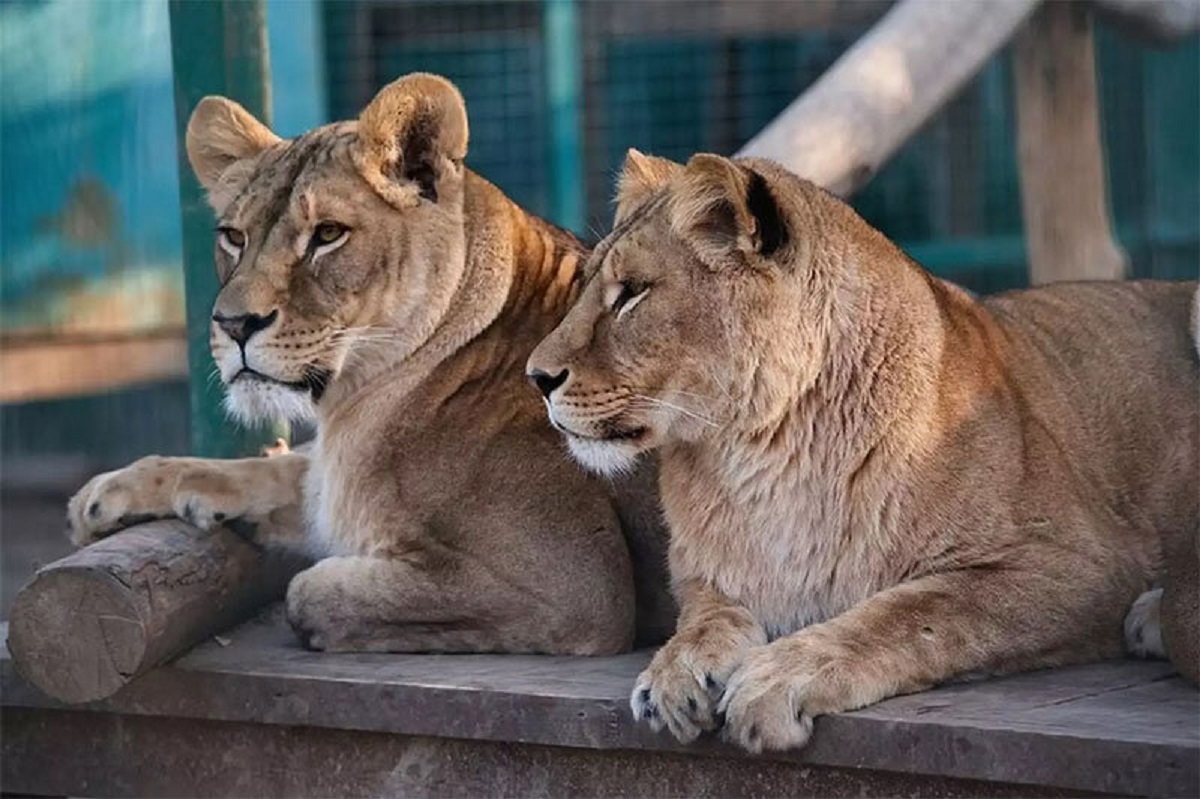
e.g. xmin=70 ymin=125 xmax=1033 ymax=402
xmin=356 ymin=73 xmax=469 ymax=208
xmin=186 ymin=96 xmax=280 ymax=192
xmin=669 ymin=154 xmax=788 ymax=270
xmin=614 ymin=149 xmax=681 ymax=225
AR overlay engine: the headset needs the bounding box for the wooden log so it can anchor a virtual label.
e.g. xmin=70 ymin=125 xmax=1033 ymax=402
xmin=736 ymin=0 xmax=1039 ymax=197
xmin=1014 ymin=1 xmax=1128 ymax=284
xmin=6 ymin=520 xmax=302 ymax=704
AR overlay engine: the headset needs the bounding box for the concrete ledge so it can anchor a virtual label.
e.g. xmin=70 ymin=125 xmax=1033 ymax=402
xmin=3 ymin=609 xmax=1197 ymax=797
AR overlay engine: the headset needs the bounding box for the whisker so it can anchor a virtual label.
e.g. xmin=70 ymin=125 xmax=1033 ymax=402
xmin=628 ymin=394 xmax=719 ymax=428
xmin=663 ymin=388 xmax=719 ymax=403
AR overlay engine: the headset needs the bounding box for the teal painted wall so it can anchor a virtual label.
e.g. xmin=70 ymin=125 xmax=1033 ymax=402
xmin=1 ymin=0 xmax=327 ymax=462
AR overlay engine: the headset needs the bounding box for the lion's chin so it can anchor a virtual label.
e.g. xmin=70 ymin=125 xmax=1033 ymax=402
xmin=223 ymin=379 xmax=318 ymax=427
xmin=565 ymin=434 xmax=647 ymax=478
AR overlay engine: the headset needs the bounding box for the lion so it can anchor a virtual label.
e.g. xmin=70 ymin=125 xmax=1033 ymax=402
xmin=65 ymin=73 xmax=676 ymax=655
xmin=527 ymin=149 xmax=1199 ymax=751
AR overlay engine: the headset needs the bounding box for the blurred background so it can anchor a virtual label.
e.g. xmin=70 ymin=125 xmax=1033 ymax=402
xmin=1 ymin=0 xmax=1197 ymax=608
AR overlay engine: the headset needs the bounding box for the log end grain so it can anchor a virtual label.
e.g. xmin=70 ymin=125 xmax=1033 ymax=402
xmin=8 ymin=565 xmax=146 ymax=704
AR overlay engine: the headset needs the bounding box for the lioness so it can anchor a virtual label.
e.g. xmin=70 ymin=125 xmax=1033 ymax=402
xmin=66 ymin=74 xmax=674 ymax=654
xmin=528 ymin=150 xmax=1199 ymax=751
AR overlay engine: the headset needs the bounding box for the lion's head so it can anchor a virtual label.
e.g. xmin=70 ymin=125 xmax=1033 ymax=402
xmin=186 ymin=73 xmax=471 ymax=425
xmin=527 ymin=150 xmax=845 ymax=476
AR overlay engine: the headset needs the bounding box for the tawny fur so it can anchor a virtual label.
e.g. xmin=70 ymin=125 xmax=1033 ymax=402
xmin=528 ymin=150 xmax=1200 ymax=751
xmin=67 ymin=74 xmax=677 ymax=655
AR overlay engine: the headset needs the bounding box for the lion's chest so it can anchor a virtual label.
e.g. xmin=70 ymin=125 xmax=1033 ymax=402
xmin=301 ymin=373 xmax=542 ymax=557
xmin=303 ymin=434 xmax=390 ymax=557
xmin=302 ymin=411 xmax=458 ymax=557
xmin=663 ymin=453 xmax=893 ymax=639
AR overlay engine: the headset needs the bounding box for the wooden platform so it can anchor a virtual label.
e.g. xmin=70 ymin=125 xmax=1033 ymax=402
xmin=3 ymin=607 xmax=1197 ymax=797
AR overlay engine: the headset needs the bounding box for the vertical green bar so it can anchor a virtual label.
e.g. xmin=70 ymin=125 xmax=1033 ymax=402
xmin=169 ymin=0 xmax=282 ymax=457
xmin=544 ymin=0 xmax=585 ymax=233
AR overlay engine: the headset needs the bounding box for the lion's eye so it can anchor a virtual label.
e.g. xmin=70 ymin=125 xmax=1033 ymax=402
xmin=217 ymin=227 xmax=245 ymax=256
xmin=608 ymin=280 xmax=649 ymax=319
xmin=311 ymin=222 xmax=348 ymax=249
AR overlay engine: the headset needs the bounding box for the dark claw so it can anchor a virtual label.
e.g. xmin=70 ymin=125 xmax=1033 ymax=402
xmin=686 ymin=696 xmax=698 ymax=714
xmin=714 ymin=708 xmax=727 ymax=728
xmin=181 ymin=503 xmax=195 ymax=525
xmin=116 ymin=513 xmax=157 ymax=528
xmin=88 ymin=501 xmax=101 ymax=519
xmin=747 ymin=724 xmax=759 ymax=741
xmin=286 ymin=612 xmax=317 ymax=650
xmin=636 ymin=687 xmax=660 ymax=719
xmin=213 ymin=512 xmax=226 ymax=522
xmin=705 ymin=674 xmax=719 ymax=691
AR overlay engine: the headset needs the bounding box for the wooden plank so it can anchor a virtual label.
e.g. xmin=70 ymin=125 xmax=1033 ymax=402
xmin=2 ymin=709 xmax=1084 ymax=799
xmin=3 ymin=612 xmax=1196 ymax=796
xmin=0 ymin=334 xmax=186 ymax=403
xmin=851 ymin=660 xmax=1186 ymax=727
xmin=1013 ymin=1 xmax=1127 ymax=284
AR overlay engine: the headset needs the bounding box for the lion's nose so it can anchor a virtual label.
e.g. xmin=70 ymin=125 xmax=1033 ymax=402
xmin=213 ymin=309 xmax=279 ymax=346
xmin=528 ymin=368 xmax=569 ymax=399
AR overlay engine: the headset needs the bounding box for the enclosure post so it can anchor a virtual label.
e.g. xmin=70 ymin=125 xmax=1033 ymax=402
xmin=544 ymin=0 xmax=585 ymax=234
xmin=1013 ymin=1 xmax=1127 ymax=284
xmin=168 ymin=0 xmax=284 ymax=456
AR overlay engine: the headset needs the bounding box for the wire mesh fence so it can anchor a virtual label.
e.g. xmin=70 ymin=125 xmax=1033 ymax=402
xmin=323 ymin=0 xmax=1198 ymax=289
xmin=2 ymin=0 xmax=1197 ymax=468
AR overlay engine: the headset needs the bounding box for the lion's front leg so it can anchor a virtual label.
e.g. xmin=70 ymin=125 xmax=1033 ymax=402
xmin=631 ymin=579 xmax=767 ymax=742
xmin=718 ymin=567 xmax=1126 ymax=753
xmin=67 ymin=452 xmax=308 ymax=550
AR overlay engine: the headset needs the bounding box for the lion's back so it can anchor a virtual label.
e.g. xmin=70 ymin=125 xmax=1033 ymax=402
xmin=980 ymin=279 xmax=1198 ymax=534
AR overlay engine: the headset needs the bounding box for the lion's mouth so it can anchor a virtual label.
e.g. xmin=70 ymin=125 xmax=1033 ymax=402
xmin=552 ymin=419 xmax=648 ymax=443
xmin=231 ymin=367 xmax=332 ymax=402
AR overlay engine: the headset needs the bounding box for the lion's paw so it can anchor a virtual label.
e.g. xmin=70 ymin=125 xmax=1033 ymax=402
xmin=718 ymin=637 xmax=851 ymax=754
xmin=631 ymin=633 xmax=748 ymax=743
xmin=66 ymin=456 xmax=248 ymax=547
xmin=286 ymin=559 xmax=351 ymax=651
xmin=1125 ymin=587 xmax=1165 ymax=659
xmin=67 ymin=457 xmax=173 ymax=546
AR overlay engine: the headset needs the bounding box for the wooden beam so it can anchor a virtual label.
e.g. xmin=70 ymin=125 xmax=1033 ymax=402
xmin=3 ymin=614 xmax=1196 ymax=797
xmin=0 ymin=333 xmax=186 ymax=403
xmin=0 ymin=710 xmax=1101 ymax=798
xmin=6 ymin=521 xmax=301 ymax=704
xmin=737 ymin=0 xmax=1040 ymax=197
xmin=1013 ymin=1 xmax=1127 ymax=284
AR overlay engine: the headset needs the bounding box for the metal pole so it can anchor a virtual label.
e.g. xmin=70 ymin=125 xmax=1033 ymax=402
xmin=168 ymin=0 xmax=284 ymax=457
xmin=544 ymin=0 xmax=585 ymax=234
